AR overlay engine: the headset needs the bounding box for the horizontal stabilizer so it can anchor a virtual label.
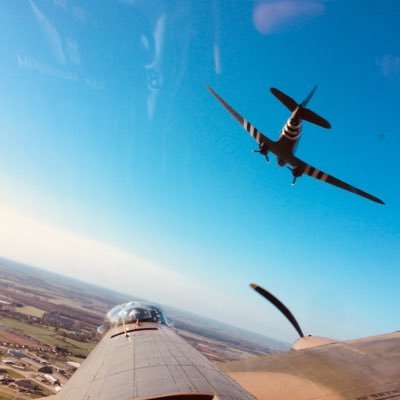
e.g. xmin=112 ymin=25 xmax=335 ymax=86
xmin=270 ymin=88 xmax=297 ymax=112
xmin=300 ymin=108 xmax=331 ymax=129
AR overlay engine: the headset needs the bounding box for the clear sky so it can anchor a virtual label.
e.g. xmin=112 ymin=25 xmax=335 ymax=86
xmin=0 ymin=0 xmax=399 ymax=343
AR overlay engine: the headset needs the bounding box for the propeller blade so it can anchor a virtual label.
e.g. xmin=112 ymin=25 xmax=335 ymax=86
xmin=250 ymin=283 xmax=304 ymax=338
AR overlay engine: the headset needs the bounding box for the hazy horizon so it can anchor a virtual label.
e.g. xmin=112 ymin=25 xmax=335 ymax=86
xmin=0 ymin=255 xmax=289 ymax=351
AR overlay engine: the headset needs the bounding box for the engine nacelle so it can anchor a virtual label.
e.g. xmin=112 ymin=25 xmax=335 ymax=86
xmin=288 ymin=165 xmax=304 ymax=185
xmin=278 ymin=158 xmax=287 ymax=166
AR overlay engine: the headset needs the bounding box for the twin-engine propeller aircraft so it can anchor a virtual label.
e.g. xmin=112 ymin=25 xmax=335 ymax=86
xmin=40 ymin=290 xmax=400 ymax=400
xmin=206 ymin=85 xmax=384 ymax=205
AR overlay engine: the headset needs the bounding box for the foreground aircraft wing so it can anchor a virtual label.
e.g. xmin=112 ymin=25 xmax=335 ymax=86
xmin=41 ymin=322 xmax=254 ymax=400
xmin=220 ymin=331 xmax=400 ymax=400
xmin=206 ymin=85 xmax=276 ymax=150
xmin=288 ymin=155 xmax=385 ymax=204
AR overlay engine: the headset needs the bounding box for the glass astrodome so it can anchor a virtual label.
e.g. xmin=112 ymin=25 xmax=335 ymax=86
xmin=103 ymin=301 xmax=169 ymax=332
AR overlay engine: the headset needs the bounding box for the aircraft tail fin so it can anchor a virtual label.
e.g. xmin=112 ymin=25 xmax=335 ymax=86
xmin=270 ymin=86 xmax=331 ymax=129
xmin=300 ymin=84 xmax=318 ymax=107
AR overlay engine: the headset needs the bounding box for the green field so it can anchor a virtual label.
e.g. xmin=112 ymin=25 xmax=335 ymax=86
xmin=0 ymin=386 xmax=28 ymax=400
xmin=0 ymin=317 xmax=95 ymax=357
xmin=49 ymin=297 xmax=104 ymax=317
xmin=5 ymin=369 xmax=25 ymax=379
xmin=17 ymin=306 xmax=45 ymax=318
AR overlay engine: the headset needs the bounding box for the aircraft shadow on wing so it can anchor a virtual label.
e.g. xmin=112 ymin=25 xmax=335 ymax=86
xmin=206 ymin=85 xmax=384 ymax=205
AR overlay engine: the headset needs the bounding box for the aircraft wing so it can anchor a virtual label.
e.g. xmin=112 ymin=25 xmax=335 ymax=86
xmin=41 ymin=322 xmax=254 ymax=400
xmin=220 ymin=331 xmax=400 ymax=400
xmin=207 ymin=85 xmax=276 ymax=150
xmin=287 ymin=155 xmax=385 ymax=204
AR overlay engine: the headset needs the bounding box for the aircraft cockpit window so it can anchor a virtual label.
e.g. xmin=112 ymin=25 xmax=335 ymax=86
xmin=103 ymin=301 xmax=168 ymax=332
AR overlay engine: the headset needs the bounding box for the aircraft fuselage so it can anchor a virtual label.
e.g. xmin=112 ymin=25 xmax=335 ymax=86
xmin=275 ymin=108 xmax=303 ymax=166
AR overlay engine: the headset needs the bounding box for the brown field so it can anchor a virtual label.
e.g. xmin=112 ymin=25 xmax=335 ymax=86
xmin=0 ymin=330 xmax=39 ymax=348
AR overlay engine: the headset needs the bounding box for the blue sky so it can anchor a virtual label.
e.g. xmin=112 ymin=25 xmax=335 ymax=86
xmin=0 ymin=0 xmax=399 ymax=343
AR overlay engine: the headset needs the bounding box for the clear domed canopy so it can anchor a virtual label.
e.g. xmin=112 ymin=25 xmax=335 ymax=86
xmin=103 ymin=301 xmax=169 ymax=332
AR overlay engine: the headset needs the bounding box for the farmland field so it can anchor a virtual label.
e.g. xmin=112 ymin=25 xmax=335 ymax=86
xmin=0 ymin=318 xmax=95 ymax=357
xmin=17 ymin=306 xmax=45 ymax=318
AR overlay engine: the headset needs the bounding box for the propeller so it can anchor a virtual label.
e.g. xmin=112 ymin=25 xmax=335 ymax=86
xmin=253 ymin=143 xmax=270 ymax=162
xmin=250 ymin=283 xmax=338 ymax=349
xmin=250 ymin=283 xmax=304 ymax=338
xmin=287 ymin=166 xmax=303 ymax=185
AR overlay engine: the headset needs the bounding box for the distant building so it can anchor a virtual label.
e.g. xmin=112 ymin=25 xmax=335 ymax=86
xmin=44 ymin=374 xmax=60 ymax=386
xmin=33 ymin=356 xmax=48 ymax=364
xmin=8 ymin=349 xmax=26 ymax=358
xmin=12 ymin=364 xmax=25 ymax=370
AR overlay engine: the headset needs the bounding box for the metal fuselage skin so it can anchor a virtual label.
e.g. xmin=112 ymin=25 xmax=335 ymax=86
xmin=48 ymin=320 xmax=255 ymax=400
xmin=276 ymin=108 xmax=302 ymax=166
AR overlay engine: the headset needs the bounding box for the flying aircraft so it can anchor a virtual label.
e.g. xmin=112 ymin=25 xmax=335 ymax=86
xmin=206 ymin=85 xmax=384 ymax=205
xmin=40 ymin=288 xmax=399 ymax=400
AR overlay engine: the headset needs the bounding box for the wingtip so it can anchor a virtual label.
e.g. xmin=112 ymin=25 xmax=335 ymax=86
xmin=205 ymin=84 xmax=217 ymax=95
xmin=359 ymin=191 xmax=385 ymax=205
xmin=369 ymin=194 xmax=385 ymax=205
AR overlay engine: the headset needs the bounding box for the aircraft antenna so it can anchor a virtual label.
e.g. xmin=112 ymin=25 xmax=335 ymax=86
xmin=119 ymin=310 xmax=130 ymax=338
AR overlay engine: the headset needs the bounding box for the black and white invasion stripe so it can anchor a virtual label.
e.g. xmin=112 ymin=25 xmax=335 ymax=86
xmin=281 ymin=119 xmax=302 ymax=141
xmin=304 ymin=164 xmax=329 ymax=181
xmin=242 ymin=118 xmax=262 ymax=143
